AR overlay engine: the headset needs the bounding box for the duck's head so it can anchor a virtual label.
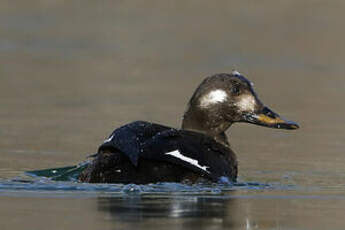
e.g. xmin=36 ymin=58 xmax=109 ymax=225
xmin=182 ymin=71 xmax=299 ymax=145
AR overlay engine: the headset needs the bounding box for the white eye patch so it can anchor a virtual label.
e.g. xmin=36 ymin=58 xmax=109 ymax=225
xmin=235 ymin=95 xmax=256 ymax=112
xmin=199 ymin=89 xmax=228 ymax=108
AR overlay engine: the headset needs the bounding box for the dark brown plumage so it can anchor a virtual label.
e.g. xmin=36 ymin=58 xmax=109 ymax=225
xmin=79 ymin=71 xmax=298 ymax=184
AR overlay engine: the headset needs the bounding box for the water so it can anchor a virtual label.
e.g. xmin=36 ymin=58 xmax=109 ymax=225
xmin=1 ymin=1 xmax=345 ymax=229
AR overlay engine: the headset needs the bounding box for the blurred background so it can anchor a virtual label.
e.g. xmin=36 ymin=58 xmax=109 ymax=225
xmin=0 ymin=1 xmax=345 ymax=229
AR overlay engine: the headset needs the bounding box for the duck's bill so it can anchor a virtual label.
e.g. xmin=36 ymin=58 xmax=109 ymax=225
xmin=243 ymin=106 xmax=299 ymax=130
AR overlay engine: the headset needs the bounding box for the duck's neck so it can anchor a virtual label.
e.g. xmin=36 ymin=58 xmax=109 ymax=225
xmin=181 ymin=107 xmax=231 ymax=146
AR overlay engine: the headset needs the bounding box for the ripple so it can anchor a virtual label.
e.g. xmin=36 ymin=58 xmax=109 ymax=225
xmin=0 ymin=175 xmax=297 ymax=199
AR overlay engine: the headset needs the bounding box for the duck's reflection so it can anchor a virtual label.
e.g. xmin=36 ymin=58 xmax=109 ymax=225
xmin=96 ymin=193 xmax=260 ymax=229
xmin=98 ymin=196 xmax=227 ymax=219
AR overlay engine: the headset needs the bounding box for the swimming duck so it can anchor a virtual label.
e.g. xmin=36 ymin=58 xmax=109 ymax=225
xmin=78 ymin=71 xmax=299 ymax=184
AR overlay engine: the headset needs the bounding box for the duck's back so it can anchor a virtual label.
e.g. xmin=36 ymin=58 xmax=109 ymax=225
xmin=79 ymin=121 xmax=237 ymax=184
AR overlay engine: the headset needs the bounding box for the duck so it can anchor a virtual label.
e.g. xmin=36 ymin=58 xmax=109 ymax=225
xmin=78 ymin=70 xmax=299 ymax=184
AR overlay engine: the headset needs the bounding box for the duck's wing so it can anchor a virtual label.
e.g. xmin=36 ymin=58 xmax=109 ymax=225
xmin=140 ymin=129 xmax=237 ymax=182
xmin=97 ymin=121 xmax=237 ymax=182
xmin=98 ymin=121 xmax=172 ymax=166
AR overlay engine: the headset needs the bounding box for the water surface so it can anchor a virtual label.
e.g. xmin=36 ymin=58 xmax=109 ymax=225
xmin=1 ymin=1 xmax=345 ymax=229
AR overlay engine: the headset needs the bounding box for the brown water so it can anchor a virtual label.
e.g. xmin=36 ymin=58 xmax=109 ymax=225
xmin=1 ymin=1 xmax=345 ymax=229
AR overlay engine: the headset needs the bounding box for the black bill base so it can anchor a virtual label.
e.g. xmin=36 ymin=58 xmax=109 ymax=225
xmin=243 ymin=107 xmax=299 ymax=130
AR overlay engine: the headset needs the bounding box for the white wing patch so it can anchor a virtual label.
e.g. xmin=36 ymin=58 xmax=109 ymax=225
xmin=199 ymin=89 xmax=227 ymax=108
xmin=104 ymin=134 xmax=114 ymax=143
xmin=165 ymin=150 xmax=209 ymax=172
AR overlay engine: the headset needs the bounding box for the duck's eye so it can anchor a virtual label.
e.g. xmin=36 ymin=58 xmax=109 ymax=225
xmin=231 ymin=85 xmax=241 ymax=96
